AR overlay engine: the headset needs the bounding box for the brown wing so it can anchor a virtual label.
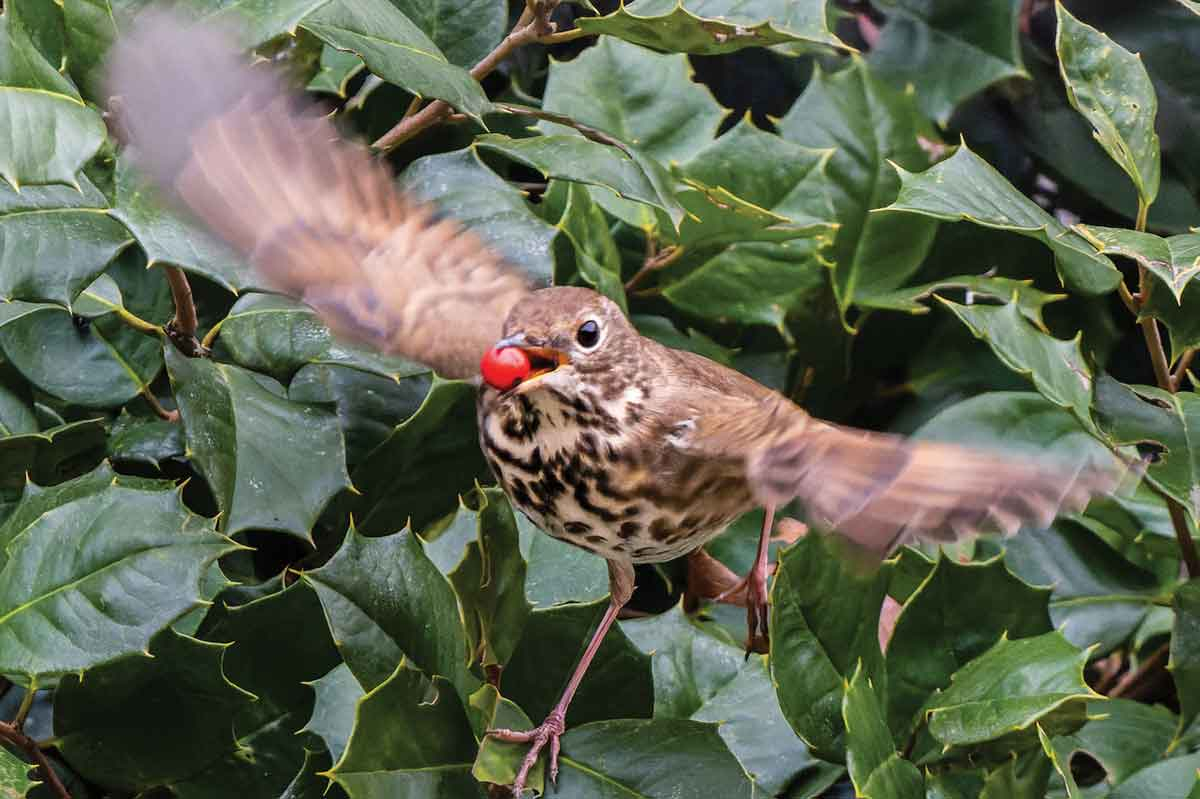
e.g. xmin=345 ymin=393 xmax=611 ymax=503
xmin=106 ymin=11 xmax=529 ymax=379
xmin=660 ymin=350 xmax=1123 ymax=557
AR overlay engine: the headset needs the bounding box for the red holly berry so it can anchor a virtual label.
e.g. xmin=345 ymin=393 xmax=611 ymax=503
xmin=480 ymin=346 xmax=531 ymax=390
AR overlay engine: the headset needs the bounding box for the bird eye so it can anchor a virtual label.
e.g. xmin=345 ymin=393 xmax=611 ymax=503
xmin=576 ymin=320 xmax=601 ymax=349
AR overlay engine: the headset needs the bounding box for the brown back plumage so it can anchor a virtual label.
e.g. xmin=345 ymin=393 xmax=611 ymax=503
xmin=651 ymin=345 xmax=1123 ymax=557
xmin=107 ymin=11 xmax=529 ymax=378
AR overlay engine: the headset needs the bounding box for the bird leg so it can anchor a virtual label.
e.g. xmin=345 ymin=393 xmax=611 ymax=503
xmin=488 ymin=560 xmax=634 ymax=797
xmin=714 ymin=504 xmax=775 ymax=652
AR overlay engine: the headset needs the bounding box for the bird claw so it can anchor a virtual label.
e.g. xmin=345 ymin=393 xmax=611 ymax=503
xmin=744 ymin=563 xmax=770 ymax=655
xmin=488 ymin=709 xmax=567 ymax=797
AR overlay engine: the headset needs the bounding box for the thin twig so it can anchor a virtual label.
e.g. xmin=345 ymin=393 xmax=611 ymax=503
xmin=162 ymin=266 xmax=206 ymax=357
xmin=625 ymin=245 xmax=684 ymax=291
xmin=1172 ymin=348 xmax=1195 ymax=392
xmin=372 ymin=2 xmax=583 ymax=152
xmin=1116 ymin=197 xmax=1200 ymax=577
xmin=1108 ymin=641 xmax=1169 ymax=698
xmin=0 ymin=722 xmax=70 ymax=799
xmin=141 ymin=388 xmax=180 ymax=423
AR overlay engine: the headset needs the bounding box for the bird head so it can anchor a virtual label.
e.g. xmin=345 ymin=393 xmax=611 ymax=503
xmin=484 ymin=287 xmax=637 ymax=395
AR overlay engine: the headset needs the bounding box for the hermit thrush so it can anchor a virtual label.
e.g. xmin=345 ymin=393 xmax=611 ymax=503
xmin=109 ymin=14 xmax=1123 ymax=796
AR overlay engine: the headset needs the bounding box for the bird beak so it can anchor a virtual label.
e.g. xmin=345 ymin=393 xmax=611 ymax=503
xmin=494 ymin=334 xmax=570 ymax=391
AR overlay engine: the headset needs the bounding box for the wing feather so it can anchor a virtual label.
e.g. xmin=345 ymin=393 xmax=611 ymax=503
xmin=107 ymin=11 xmax=529 ymax=378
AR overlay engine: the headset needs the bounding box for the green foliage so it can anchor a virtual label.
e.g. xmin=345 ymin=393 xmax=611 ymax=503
xmin=4 ymin=2 xmax=1200 ymax=798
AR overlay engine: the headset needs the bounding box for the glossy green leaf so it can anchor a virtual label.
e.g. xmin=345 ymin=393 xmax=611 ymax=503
xmin=540 ymin=36 xmax=723 ymax=227
xmin=693 ymin=656 xmax=837 ymax=797
xmin=542 ymin=37 xmax=723 ymax=167
xmin=474 ymin=133 xmax=682 ymax=225
xmin=342 ymin=378 xmax=487 ymax=536
xmin=662 ymin=239 xmax=830 ymax=333
xmin=502 ymin=597 xmax=652 ymax=727
xmin=770 ymin=532 xmax=890 ymax=761
xmin=54 ymin=630 xmax=255 ymax=793
xmin=109 ymin=155 xmax=258 ymax=294
xmin=0 ymin=17 xmax=105 ymax=188
xmin=674 ymin=119 xmax=836 ymax=248
xmin=189 ymin=582 xmax=340 ymax=798
xmin=0 ymin=747 xmax=36 ymax=798
xmin=106 ymin=412 xmax=184 ymax=469
xmin=620 ymin=604 xmax=742 ymax=719
xmin=212 ymin=292 xmax=424 ymax=383
xmin=1108 ymin=752 xmax=1200 ymax=799
xmin=0 ymin=300 xmax=164 ymax=408
xmin=0 ymin=469 xmax=233 ymax=681
xmin=302 ymin=663 xmax=362 ymax=764
xmin=1000 ymin=518 xmax=1163 ymax=653
xmin=579 ymin=0 xmax=845 ymax=54
xmin=288 ymin=362 xmax=430 ymax=466
xmin=0 ymin=177 xmax=131 ymax=306
xmin=554 ymin=719 xmax=755 ymax=798
xmin=924 ymin=631 xmax=1096 ymax=749
xmin=941 ymin=300 xmax=1097 ymax=432
xmin=870 ymin=0 xmax=1027 ymax=124
xmin=1093 ymin=376 xmax=1200 ymax=522
xmin=1056 ymin=2 xmax=1161 ymax=206
xmin=303 ymin=523 xmax=475 ymax=696
xmin=0 ymin=418 xmax=106 ymax=501
xmin=515 ymin=512 xmax=610 ymax=608
xmin=0 ymin=378 xmax=36 ymax=436
xmin=327 ymin=663 xmax=481 ymax=799
xmin=166 ymin=345 xmax=351 ymax=539
xmin=843 ymin=666 xmax=924 ymax=799
xmin=556 ymin=182 xmax=627 ymax=310
xmin=778 ymin=59 xmax=941 ymax=318
xmin=423 ymin=488 xmax=530 ymax=669
xmin=1178 ymin=0 xmax=1200 ymax=13
xmin=886 ymin=556 xmax=1053 ymax=740
xmin=1046 ymin=699 xmax=1176 ymax=792
xmin=882 ymin=144 xmax=1121 ymax=294
xmin=388 ymin=0 xmax=505 ymax=67
xmin=300 ymin=0 xmax=490 ymax=119
xmin=858 ymin=275 xmax=1064 ymax=328
xmin=1077 ymin=226 xmax=1200 ymax=304
xmin=1172 ymin=580 xmax=1200 ymax=743
xmin=401 ymin=148 xmax=555 ymax=287
xmin=196 ymin=0 xmax=332 ymax=47
xmin=306 ymin=44 xmax=363 ymax=96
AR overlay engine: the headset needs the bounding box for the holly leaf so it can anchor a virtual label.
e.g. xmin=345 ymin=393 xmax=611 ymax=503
xmin=166 ymin=345 xmax=351 ymax=540
xmin=0 ymin=746 xmax=36 ymax=798
xmin=843 ymin=665 xmax=924 ymax=799
xmin=579 ymin=0 xmax=847 ymax=54
xmin=1056 ymin=2 xmax=1161 ymax=207
xmin=886 ymin=556 xmax=1053 ymax=741
xmin=0 ymin=175 xmax=131 ymax=306
xmin=881 ymin=143 xmax=1121 ymax=295
xmin=302 ymin=523 xmax=476 ymax=697
xmin=327 ymin=663 xmax=481 ymax=799
xmin=0 ymin=468 xmax=234 ymax=682
xmin=923 ymin=631 xmax=1097 ymax=752
xmin=1171 ymin=579 xmax=1200 ymax=744
xmin=770 ymin=532 xmax=890 ymax=761
xmin=870 ymin=0 xmax=1027 ymax=124
xmin=940 ymin=300 xmax=1097 ymax=433
xmin=1076 ymin=226 xmax=1200 ymax=304
xmin=778 ymin=59 xmax=941 ymax=319
xmin=0 ymin=16 xmax=105 ymax=188
xmin=300 ymin=0 xmax=490 ymax=121
xmin=54 ymin=630 xmax=256 ymax=794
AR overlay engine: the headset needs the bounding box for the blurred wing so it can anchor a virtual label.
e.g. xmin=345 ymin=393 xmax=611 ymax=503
xmin=106 ymin=11 xmax=529 ymax=379
xmin=679 ymin=390 xmax=1122 ymax=557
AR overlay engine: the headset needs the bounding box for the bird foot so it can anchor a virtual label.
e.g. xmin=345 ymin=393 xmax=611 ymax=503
xmin=488 ymin=708 xmax=567 ymax=797
xmin=744 ymin=561 xmax=770 ymax=654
